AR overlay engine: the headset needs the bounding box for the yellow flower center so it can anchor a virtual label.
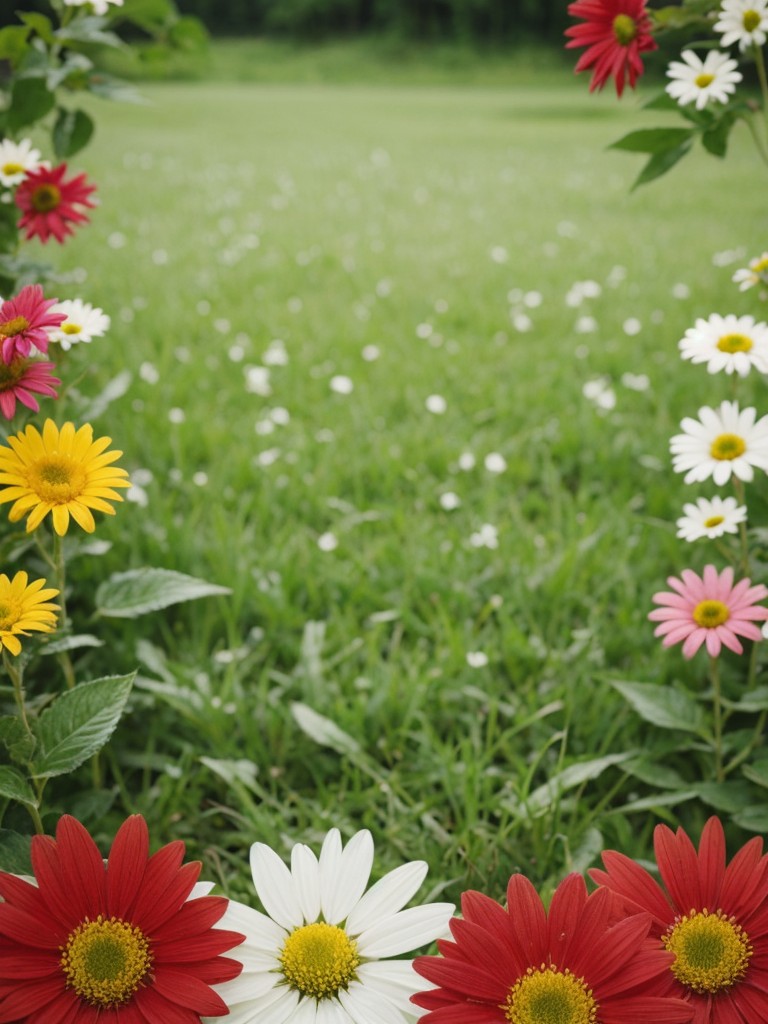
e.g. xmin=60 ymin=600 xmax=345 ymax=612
xmin=2 ymin=162 xmax=24 ymax=176
xmin=703 ymin=515 xmax=725 ymax=528
xmin=693 ymin=599 xmax=730 ymax=628
xmin=612 ymin=13 xmax=638 ymax=45
xmin=753 ymin=256 xmax=768 ymax=273
xmin=60 ymin=915 xmax=152 ymax=1008
xmin=31 ymin=183 xmax=61 ymax=213
xmin=710 ymin=432 xmax=746 ymax=461
xmin=718 ymin=333 xmax=753 ymax=353
xmin=28 ymin=456 xmax=88 ymax=504
xmin=280 ymin=922 xmax=360 ymax=999
xmin=664 ymin=909 xmax=752 ymax=994
xmin=0 ymin=316 xmax=30 ymax=337
xmin=695 ymin=73 xmax=715 ymax=88
xmin=0 ymin=357 xmax=26 ymax=390
xmin=743 ymin=10 xmax=761 ymax=31
xmin=503 ymin=966 xmax=597 ymax=1024
xmin=0 ymin=599 xmax=20 ymax=631
xmin=62 ymin=323 xmax=82 ymax=335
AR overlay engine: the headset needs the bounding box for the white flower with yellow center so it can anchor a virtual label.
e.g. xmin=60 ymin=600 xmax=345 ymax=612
xmin=676 ymin=495 xmax=748 ymax=541
xmin=733 ymin=251 xmax=768 ymax=291
xmin=0 ymin=138 xmax=45 ymax=188
xmin=665 ymin=50 xmax=742 ymax=109
xmin=678 ymin=313 xmax=768 ymax=376
xmin=47 ymin=298 xmax=110 ymax=350
xmin=715 ymin=0 xmax=768 ymax=50
xmin=208 ymin=828 xmax=454 ymax=1024
xmin=670 ymin=400 xmax=768 ymax=485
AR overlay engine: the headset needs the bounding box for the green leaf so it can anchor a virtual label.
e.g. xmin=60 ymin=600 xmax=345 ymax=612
xmin=610 ymin=127 xmax=693 ymax=154
xmin=643 ymin=91 xmax=679 ymax=112
xmin=722 ymin=686 xmax=768 ymax=712
xmin=96 ymin=569 xmax=231 ymax=619
xmin=525 ymin=752 xmax=636 ymax=815
xmin=53 ymin=108 xmax=95 ymax=159
xmin=39 ymin=633 xmax=104 ymax=655
xmin=692 ymin=780 xmax=755 ymax=812
xmin=200 ymin=756 xmax=260 ymax=794
xmin=631 ymin=141 xmax=693 ymax=189
xmin=613 ymin=789 xmax=698 ymax=814
xmin=0 ymin=715 xmax=35 ymax=763
xmin=168 ymin=16 xmax=208 ymax=52
xmin=0 ymin=828 xmax=32 ymax=874
xmin=622 ymin=758 xmax=688 ymax=790
xmin=18 ymin=12 xmax=54 ymax=45
xmin=741 ymin=759 xmax=768 ymax=789
xmin=0 ymin=765 xmax=37 ymax=807
xmin=611 ymin=680 xmax=706 ymax=733
xmin=0 ymin=25 xmax=31 ymax=66
xmin=733 ymin=805 xmax=768 ymax=832
xmin=702 ymin=113 xmax=735 ymax=157
xmin=31 ymin=673 xmax=135 ymax=779
xmin=54 ymin=19 xmax=124 ymax=49
xmin=291 ymin=702 xmax=361 ymax=755
xmin=8 ymin=77 xmax=55 ymax=133
xmin=86 ymin=73 xmax=143 ymax=104
xmin=119 ymin=0 xmax=176 ymax=32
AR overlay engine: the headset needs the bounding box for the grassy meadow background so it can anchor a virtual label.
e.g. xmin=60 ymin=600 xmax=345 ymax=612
xmin=23 ymin=40 xmax=768 ymax=901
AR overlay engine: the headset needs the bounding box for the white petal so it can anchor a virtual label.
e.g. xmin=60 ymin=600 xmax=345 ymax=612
xmin=287 ymin=996 xmax=319 ymax=1024
xmin=346 ymin=862 xmax=428 ymax=935
xmin=190 ymin=880 xmax=216 ymax=898
xmin=339 ymin=982 xmax=407 ymax=1024
xmin=206 ymin=985 xmax=299 ymax=1024
xmin=221 ymin=898 xmax=288 ymax=952
xmin=321 ymin=830 xmax=374 ymax=924
xmin=251 ymin=843 xmax=305 ymax=930
xmin=292 ymin=842 xmax=322 ymax=922
xmin=315 ymin=999 xmax=356 ymax=1024
xmin=214 ymin=967 xmax=282 ymax=1002
xmin=357 ymin=903 xmax=454 ymax=959
xmin=356 ymin=960 xmax=426 ymax=1003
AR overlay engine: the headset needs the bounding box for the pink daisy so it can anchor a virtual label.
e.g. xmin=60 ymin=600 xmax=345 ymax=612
xmin=565 ymin=0 xmax=658 ymax=97
xmin=0 ymin=357 xmax=60 ymax=419
xmin=649 ymin=564 xmax=768 ymax=659
xmin=15 ymin=163 xmax=97 ymax=244
xmin=0 ymin=285 xmax=65 ymax=361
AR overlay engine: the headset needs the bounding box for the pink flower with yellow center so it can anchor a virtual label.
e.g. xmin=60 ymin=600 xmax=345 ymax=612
xmin=0 ymin=285 xmax=65 ymax=362
xmin=565 ymin=0 xmax=658 ymax=97
xmin=15 ymin=163 xmax=97 ymax=244
xmin=0 ymin=356 xmax=60 ymax=419
xmin=649 ymin=564 xmax=768 ymax=659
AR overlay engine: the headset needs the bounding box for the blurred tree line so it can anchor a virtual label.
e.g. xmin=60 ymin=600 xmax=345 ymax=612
xmin=174 ymin=0 xmax=570 ymax=41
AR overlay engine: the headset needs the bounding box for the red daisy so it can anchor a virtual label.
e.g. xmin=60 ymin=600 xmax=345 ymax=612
xmin=0 ymin=814 xmax=245 ymax=1023
xmin=590 ymin=817 xmax=768 ymax=1022
xmin=0 ymin=284 xmax=66 ymax=361
xmin=565 ymin=0 xmax=657 ymax=97
xmin=412 ymin=872 xmax=694 ymax=1023
xmin=0 ymin=355 xmax=60 ymax=419
xmin=15 ymin=163 xmax=97 ymax=244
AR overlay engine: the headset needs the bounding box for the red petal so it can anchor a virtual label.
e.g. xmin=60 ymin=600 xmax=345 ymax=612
xmin=506 ymin=874 xmax=547 ymax=964
xmin=152 ymin=966 xmax=230 ymax=1014
xmin=150 ymin=895 xmax=227 ymax=943
xmin=0 ymin=975 xmax=65 ymax=1021
xmin=130 ymin=852 xmax=197 ymax=934
xmin=590 ymin=850 xmax=673 ymax=930
xmin=547 ymin=873 xmax=587 ymax=966
xmin=52 ymin=816 xmax=106 ymax=920
xmin=133 ymin=985 xmax=206 ymax=1024
xmin=106 ymin=815 xmax=149 ymax=919
xmin=655 ymin=824 xmax=701 ymax=912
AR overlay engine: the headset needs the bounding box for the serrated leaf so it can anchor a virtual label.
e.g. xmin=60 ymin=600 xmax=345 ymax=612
xmin=610 ymin=127 xmax=693 ymax=154
xmin=0 ymin=715 xmax=35 ymax=763
xmin=525 ymin=752 xmax=635 ymax=815
xmin=96 ymin=569 xmax=231 ymax=618
xmin=31 ymin=673 xmax=135 ymax=778
xmin=0 ymin=828 xmax=32 ymax=873
xmin=39 ymin=633 xmax=103 ymax=655
xmin=291 ymin=702 xmax=360 ymax=755
xmin=53 ymin=108 xmax=95 ymax=159
xmin=8 ymin=76 xmax=55 ymax=132
xmin=612 ymin=680 xmax=706 ymax=733
xmin=0 ymin=766 xmax=37 ymax=807
xmin=631 ymin=141 xmax=693 ymax=189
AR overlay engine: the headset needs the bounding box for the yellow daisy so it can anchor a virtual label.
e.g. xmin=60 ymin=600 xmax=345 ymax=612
xmin=0 ymin=571 xmax=59 ymax=655
xmin=0 ymin=419 xmax=130 ymax=535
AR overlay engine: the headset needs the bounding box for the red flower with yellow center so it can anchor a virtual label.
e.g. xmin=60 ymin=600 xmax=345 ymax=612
xmin=565 ymin=0 xmax=657 ymax=97
xmin=15 ymin=163 xmax=97 ymax=244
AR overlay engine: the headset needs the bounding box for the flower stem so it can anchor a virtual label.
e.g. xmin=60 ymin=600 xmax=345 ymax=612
xmin=753 ymin=43 xmax=768 ymax=151
xmin=51 ymin=532 xmax=75 ymax=690
xmin=732 ymin=477 xmax=750 ymax=575
xmin=3 ymin=651 xmax=32 ymax=739
xmin=709 ymin=655 xmax=724 ymax=783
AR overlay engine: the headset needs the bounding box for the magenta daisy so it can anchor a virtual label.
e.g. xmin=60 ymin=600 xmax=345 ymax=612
xmin=565 ymin=0 xmax=658 ymax=97
xmin=0 ymin=356 xmax=60 ymax=419
xmin=649 ymin=564 xmax=768 ymax=659
xmin=0 ymin=285 xmax=65 ymax=362
xmin=412 ymin=872 xmax=693 ymax=1024
xmin=0 ymin=814 xmax=245 ymax=1022
xmin=590 ymin=817 xmax=768 ymax=1022
xmin=15 ymin=163 xmax=97 ymax=244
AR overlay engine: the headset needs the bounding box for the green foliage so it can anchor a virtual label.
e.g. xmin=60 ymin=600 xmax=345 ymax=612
xmin=96 ymin=568 xmax=232 ymax=618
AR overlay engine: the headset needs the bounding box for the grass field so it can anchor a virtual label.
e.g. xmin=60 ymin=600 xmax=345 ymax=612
xmin=11 ymin=46 xmax=768 ymax=901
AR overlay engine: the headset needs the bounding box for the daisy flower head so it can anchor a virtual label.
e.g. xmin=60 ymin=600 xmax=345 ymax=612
xmin=733 ymin=251 xmax=768 ymax=292
xmin=591 ymin=816 xmax=768 ymax=1020
xmin=715 ymin=0 xmax=768 ymax=51
xmin=0 ymin=356 xmax=60 ymax=419
xmin=15 ymin=163 xmax=96 ymax=244
xmin=0 ymin=138 xmax=45 ymax=189
xmin=48 ymin=298 xmax=110 ymax=350
xmin=669 ymin=400 xmax=768 ymax=485
xmin=0 ymin=570 xmax=58 ymax=655
xmin=412 ymin=872 xmax=693 ymax=1024
xmin=676 ymin=495 xmax=747 ymax=542
xmin=678 ymin=313 xmax=768 ymax=376
xmin=649 ymin=564 xmax=768 ymax=658
xmin=0 ymin=284 xmax=65 ymax=362
xmin=208 ymin=827 xmax=454 ymax=1023
xmin=665 ymin=50 xmax=742 ymax=109
xmin=565 ymin=0 xmax=658 ymax=97
xmin=0 ymin=814 xmax=244 ymax=1022
xmin=0 ymin=418 xmax=130 ymax=535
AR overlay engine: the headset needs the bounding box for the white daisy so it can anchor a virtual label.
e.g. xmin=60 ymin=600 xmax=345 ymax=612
xmin=678 ymin=313 xmax=768 ymax=376
xmin=676 ymin=495 xmax=748 ymax=541
xmin=714 ymin=0 xmax=768 ymax=50
xmin=665 ymin=50 xmax=742 ymax=109
xmin=733 ymin=252 xmax=768 ymax=291
xmin=209 ymin=828 xmax=454 ymax=1024
xmin=670 ymin=400 xmax=768 ymax=485
xmin=0 ymin=138 xmax=45 ymax=188
xmin=47 ymin=299 xmax=110 ymax=350
xmin=62 ymin=0 xmax=124 ymax=14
